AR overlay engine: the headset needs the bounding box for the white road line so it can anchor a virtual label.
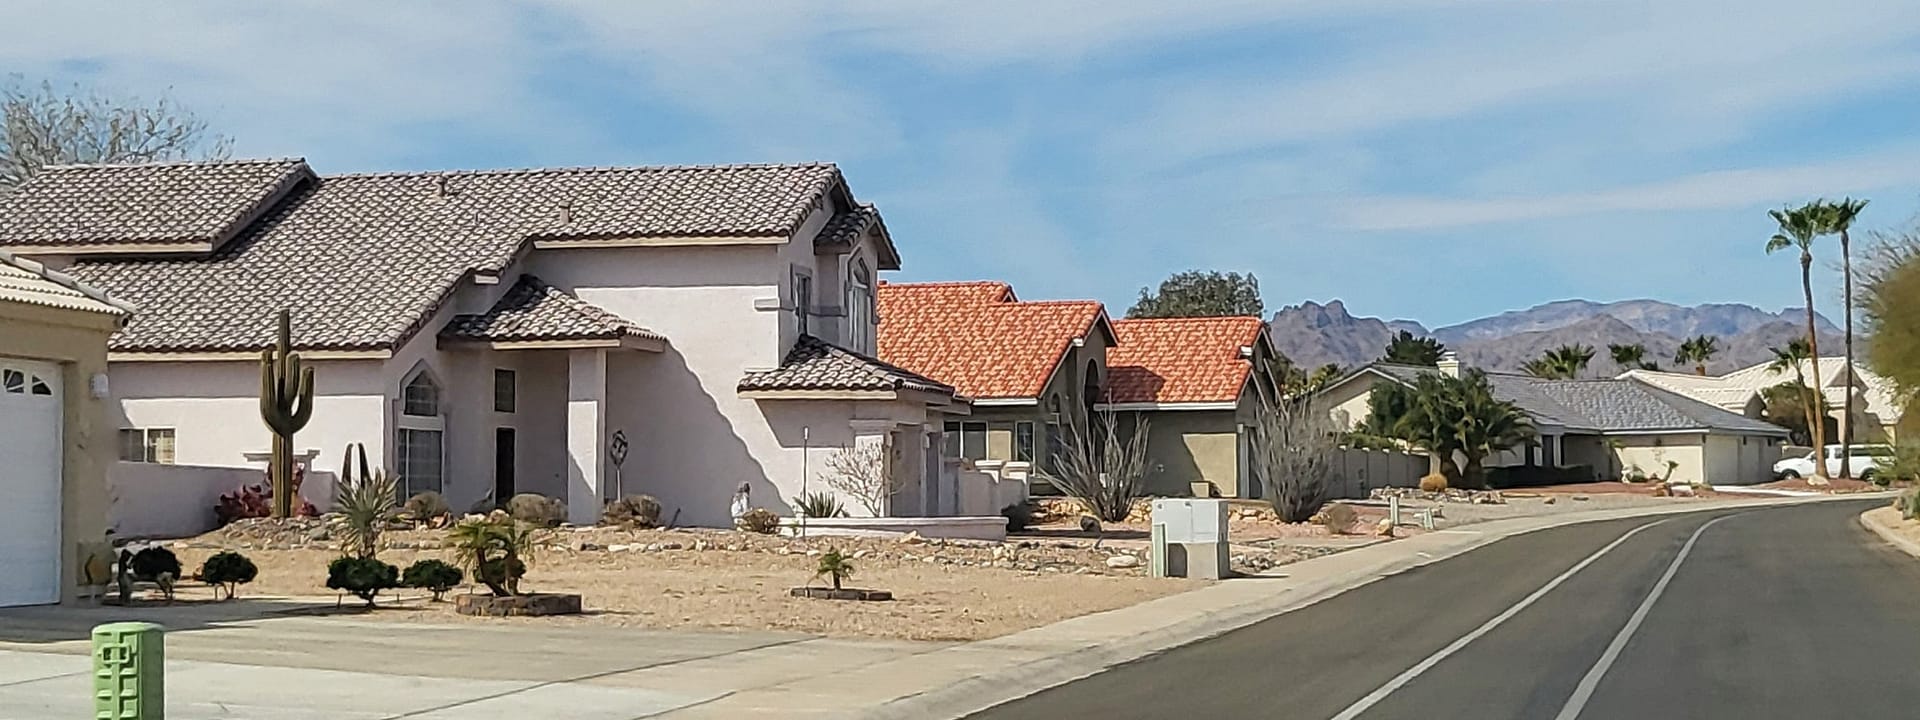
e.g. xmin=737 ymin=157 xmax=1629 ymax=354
xmin=1327 ymin=518 xmax=1671 ymax=720
xmin=1551 ymin=512 xmax=1737 ymax=720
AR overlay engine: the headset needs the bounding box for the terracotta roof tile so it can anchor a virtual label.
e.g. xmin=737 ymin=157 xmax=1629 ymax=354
xmin=440 ymin=275 xmax=662 ymax=344
xmin=5 ymin=160 xmax=850 ymax=352
xmin=739 ymin=334 xmax=955 ymax=395
xmin=1106 ymin=317 xmax=1264 ymax=404
xmin=877 ymin=281 xmax=1105 ymax=400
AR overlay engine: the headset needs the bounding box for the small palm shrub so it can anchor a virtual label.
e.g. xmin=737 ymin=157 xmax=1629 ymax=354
xmin=1318 ymin=503 xmax=1358 ymax=535
xmin=199 ymin=551 xmax=258 ymax=601
xmin=403 ymin=491 xmax=451 ymax=524
xmin=447 ymin=515 xmax=544 ymax=596
xmin=402 ymin=559 xmax=465 ymax=601
xmin=326 ymin=556 xmax=398 ymax=607
xmin=602 ymin=494 xmax=664 ymax=528
xmin=1418 ymin=473 xmax=1449 ymax=493
xmin=507 ymin=493 xmax=568 ymax=528
xmin=792 ymin=491 xmax=846 ymax=519
xmin=814 ymin=549 xmax=855 ymax=590
xmin=737 ymin=508 xmax=781 ymax=534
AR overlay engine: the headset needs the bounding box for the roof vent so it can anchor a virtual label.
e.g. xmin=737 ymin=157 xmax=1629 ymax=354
xmin=557 ymin=201 xmax=574 ymax=225
xmin=433 ymin=174 xmax=449 ymax=199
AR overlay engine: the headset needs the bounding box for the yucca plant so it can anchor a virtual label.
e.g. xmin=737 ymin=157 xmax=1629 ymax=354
xmin=792 ymin=490 xmax=846 ymax=519
xmin=332 ymin=443 xmax=398 ymax=559
xmin=814 ymin=549 xmax=855 ymax=591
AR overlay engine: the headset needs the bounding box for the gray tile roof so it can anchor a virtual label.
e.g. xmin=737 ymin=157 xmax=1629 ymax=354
xmin=1361 ymin=363 xmax=1787 ymax=435
xmin=809 ymin=203 xmax=901 ymax=270
xmin=0 ymin=250 xmax=134 ymax=317
xmin=0 ymin=159 xmax=310 ymax=249
xmin=441 ymin=275 xmax=662 ymax=344
xmin=8 ymin=160 xmax=853 ymax=352
xmin=739 ymin=334 xmax=956 ymax=395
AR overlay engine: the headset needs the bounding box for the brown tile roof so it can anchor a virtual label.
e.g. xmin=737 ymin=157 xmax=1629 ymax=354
xmin=441 ymin=275 xmax=662 ymax=344
xmin=7 ymin=160 xmax=854 ymax=352
xmin=877 ymin=281 xmax=1108 ymax=400
xmin=0 ymin=158 xmax=311 ymax=250
xmin=810 ymin=203 xmax=900 ymax=269
xmin=0 ymin=250 xmax=134 ymax=317
xmin=739 ymin=334 xmax=956 ymax=395
xmin=1106 ymin=317 xmax=1264 ymax=404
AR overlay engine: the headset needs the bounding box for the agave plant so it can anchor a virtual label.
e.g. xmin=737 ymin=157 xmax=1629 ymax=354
xmin=792 ymin=490 xmax=846 ymax=519
xmin=332 ymin=443 xmax=398 ymax=559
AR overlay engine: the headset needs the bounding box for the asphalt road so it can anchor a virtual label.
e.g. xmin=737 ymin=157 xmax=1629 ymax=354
xmin=967 ymin=499 xmax=1920 ymax=720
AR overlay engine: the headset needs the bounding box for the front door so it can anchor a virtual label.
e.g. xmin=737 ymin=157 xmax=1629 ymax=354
xmin=494 ymin=428 xmax=516 ymax=502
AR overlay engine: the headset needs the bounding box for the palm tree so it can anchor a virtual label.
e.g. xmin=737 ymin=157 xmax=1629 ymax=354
xmin=1388 ymin=373 xmax=1466 ymax=481
xmin=1448 ymin=370 xmax=1537 ymax=488
xmin=1818 ymin=197 xmax=1869 ymax=478
xmin=1522 ymin=344 xmax=1594 ymax=379
xmin=1768 ymin=203 xmax=1830 ymax=482
xmin=1608 ymin=343 xmax=1655 ymax=372
xmin=1382 ymin=330 xmax=1446 ymax=366
xmin=1672 ymin=335 xmax=1721 ymax=375
xmin=1768 ymin=339 xmax=1818 ymax=447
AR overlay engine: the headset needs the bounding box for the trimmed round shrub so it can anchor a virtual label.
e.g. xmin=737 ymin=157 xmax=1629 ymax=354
xmin=1418 ymin=473 xmax=1449 ymax=493
xmin=404 ymin=491 xmax=452 ymax=522
xmin=129 ymin=546 xmax=182 ymax=581
xmin=506 ymin=493 xmax=568 ymax=528
xmin=199 ymin=551 xmax=258 ymax=600
xmin=602 ymin=494 xmax=664 ymax=528
xmin=401 ymin=559 xmax=465 ymax=601
xmin=326 ymin=556 xmax=399 ymax=607
xmin=736 ymin=508 xmax=781 ymax=535
xmin=1000 ymin=502 xmax=1036 ymax=532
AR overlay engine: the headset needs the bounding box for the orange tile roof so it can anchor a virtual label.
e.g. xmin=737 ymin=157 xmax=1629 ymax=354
xmin=1106 ymin=316 xmax=1265 ymax=404
xmin=878 ymin=281 xmax=1107 ymax=400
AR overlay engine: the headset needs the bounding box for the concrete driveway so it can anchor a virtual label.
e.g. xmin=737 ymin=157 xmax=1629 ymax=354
xmin=0 ymin=603 xmax=944 ymax=719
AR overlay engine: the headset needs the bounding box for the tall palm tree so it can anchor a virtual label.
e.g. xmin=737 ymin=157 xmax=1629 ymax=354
xmin=1818 ymin=197 xmax=1869 ymax=478
xmin=1672 ymin=335 xmax=1721 ymax=375
xmin=1523 ymin=344 xmax=1594 ymax=379
xmin=1768 ymin=203 xmax=1830 ymax=482
xmin=1447 ymin=370 xmax=1536 ymax=489
xmin=1768 ymin=339 xmax=1819 ymax=449
xmin=1608 ymin=343 xmax=1656 ymax=371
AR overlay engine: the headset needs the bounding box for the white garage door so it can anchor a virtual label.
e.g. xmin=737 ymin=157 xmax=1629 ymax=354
xmin=0 ymin=359 xmax=62 ymax=606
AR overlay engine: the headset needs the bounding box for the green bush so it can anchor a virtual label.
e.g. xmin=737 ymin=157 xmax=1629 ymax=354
xmin=1001 ymin=502 xmax=1036 ymax=532
xmin=129 ymin=547 xmax=182 ymax=581
xmin=814 ymin=549 xmax=855 ymax=590
xmin=403 ymin=491 xmax=451 ymax=522
xmin=507 ymin=493 xmax=569 ymax=528
xmin=601 ymin=494 xmax=664 ymax=528
xmin=401 ymin=559 xmax=464 ymax=601
xmin=326 ymin=556 xmax=399 ymax=607
xmin=736 ymin=508 xmax=781 ymax=535
xmin=792 ymin=491 xmax=846 ymax=519
xmin=199 ymin=551 xmax=258 ymax=600
xmin=447 ymin=515 xmax=543 ymax=597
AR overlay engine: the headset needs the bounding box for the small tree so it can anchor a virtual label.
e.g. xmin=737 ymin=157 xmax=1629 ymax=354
xmin=1127 ymin=270 xmax=1263 ymax=318
xmin=447 ymin=515 xmax=545 ymax=597
xmin=1037 ymin=406 xmax=1151 ymax=523
xmin=1381 ymin=331 xmax=1446 ymax=366
xmin=199 ymin=551 xmax=258 ymax=601
xmin=824 ymin=437 xmax=906 ymax=516
xmin=1253 ymin=392 xmax=1340 ymax=523
xmin=814 ymin=549 xmax=855 ymax=591
xmin=1 ymin=77 xmax=232 ymax=189
xmin=401 ymin=559 xmax=465 ymax=602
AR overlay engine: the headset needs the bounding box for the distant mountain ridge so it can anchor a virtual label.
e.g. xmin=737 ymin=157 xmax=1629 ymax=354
xmin=1271 ymin=298 xmax=1846 ymax=376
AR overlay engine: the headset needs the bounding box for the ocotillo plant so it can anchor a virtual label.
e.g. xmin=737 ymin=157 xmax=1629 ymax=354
xmin=260 ymin=309 xmax=315 ymax=518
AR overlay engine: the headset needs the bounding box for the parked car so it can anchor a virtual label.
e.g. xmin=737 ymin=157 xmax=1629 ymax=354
xmin=1772 ymin=444 xmax=1895 ymax=480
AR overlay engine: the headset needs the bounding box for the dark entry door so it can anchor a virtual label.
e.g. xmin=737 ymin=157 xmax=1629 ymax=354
xmin=494 ymin=428 xmax=516 ymax=501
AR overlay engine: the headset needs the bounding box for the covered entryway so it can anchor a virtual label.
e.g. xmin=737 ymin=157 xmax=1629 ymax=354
xmin=0 ymin=359 xmax=62 ymax=606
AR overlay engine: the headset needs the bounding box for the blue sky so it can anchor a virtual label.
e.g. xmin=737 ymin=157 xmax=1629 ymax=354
xmin=10 ymin=1 xmax=1920 ymax=327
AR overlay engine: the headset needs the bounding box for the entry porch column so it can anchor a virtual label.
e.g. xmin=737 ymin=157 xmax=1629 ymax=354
xmin=566 ymin=348 xmax=608 ymax=524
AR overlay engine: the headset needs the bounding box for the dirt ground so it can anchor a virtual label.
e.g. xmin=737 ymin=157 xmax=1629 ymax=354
xmin=165 ymin=525 xmax=1256 ymax=641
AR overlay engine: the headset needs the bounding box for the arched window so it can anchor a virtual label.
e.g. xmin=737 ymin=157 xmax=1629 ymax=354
xmin=846 ymin=258 xmax=874 ymax=352
xmin=396 ymin=366 xmax=444 ymax=497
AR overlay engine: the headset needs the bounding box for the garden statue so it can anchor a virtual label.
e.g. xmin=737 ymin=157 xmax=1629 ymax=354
xmin=731 ymin=482 xmax=751 ymax=521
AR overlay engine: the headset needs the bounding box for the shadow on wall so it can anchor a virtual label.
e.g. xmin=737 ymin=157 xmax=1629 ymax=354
xmin=606 ymin=347 xmax=776 ymax=527
xmin=760 ymin=403 xmax=857 ymax=511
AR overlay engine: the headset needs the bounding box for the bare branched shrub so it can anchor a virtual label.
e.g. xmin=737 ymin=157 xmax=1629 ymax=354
xmin=825 ymin=437 xmax=906 ymax=516
xmin=1037 ymin=407 xmax=1150 ymax=523
xmin=2 ymin=77 xmax=231 ymax=188
xmin=1253 ymin=393 xmax=1340 ymax=523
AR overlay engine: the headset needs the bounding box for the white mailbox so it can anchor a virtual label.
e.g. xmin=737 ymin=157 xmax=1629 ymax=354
xmin=1150 ymin=499 xmax=1228 ymax=543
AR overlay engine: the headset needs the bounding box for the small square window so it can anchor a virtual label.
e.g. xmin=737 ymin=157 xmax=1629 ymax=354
xmin=118 ymin=428 xmax=176 ymax=464
xmin=494 ymin=369 xmax=516 ymax=413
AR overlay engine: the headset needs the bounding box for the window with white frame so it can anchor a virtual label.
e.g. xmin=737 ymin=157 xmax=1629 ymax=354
xmin=847 ymin=259 xmax=874 ymax=352
xmin=397 ymin=369 xmax=445 ymax=497
xmin=118 ymin=428 xmax=176 ymax=464
xmin=942 ymin=421 xmax=988 ymax=461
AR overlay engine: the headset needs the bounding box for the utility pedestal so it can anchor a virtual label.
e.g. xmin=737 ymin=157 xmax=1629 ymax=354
xmin=93 ymin=621 xmax=164 ymax=719
xmin=1150 ymin=498 xmax=1230 ymax=579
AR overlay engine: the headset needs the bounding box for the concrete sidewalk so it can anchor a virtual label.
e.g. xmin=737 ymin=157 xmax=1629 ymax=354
xmin=0 ymin=494 xmax=1867 ymax=719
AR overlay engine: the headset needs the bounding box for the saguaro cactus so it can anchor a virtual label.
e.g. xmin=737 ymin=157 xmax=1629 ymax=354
xmin=260 ymin=309 xmax=315 ymax=518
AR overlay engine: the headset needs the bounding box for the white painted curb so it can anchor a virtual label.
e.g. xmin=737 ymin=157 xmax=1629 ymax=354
xmin=1859 ymin=506 xmax=1920 ymax=558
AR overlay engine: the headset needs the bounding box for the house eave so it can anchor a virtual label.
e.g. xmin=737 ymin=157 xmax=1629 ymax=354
xmin=5 ymin=242 xmax=216 ymax=256
xmin=1096 ymin=401 xmax=1238 ymax=412
xmin=972 ymin=397 xmax=1039 ymax=407
xmin=532 ymin=234 xmax=787 ymax=250
xmin=110 ymin=349 xmax=392 ymax=362
xmin=739 ymin=389 xmax=900 ymax=401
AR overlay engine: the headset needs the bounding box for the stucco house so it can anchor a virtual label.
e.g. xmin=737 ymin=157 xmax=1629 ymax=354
xmin=876 ymin=281 xmax=1114 ymax=477
xmin=1623 ymin=358 xmax=1910 ymax=444
xmin=0 ymin=158 xmax=969 ymax=528
xmin=1317 ymin=354 xmax=1790 ymax=486
xmin=0 ymin=250 xmax=132 ymax=606
xmin=1099 ymin=316 xmax=1279 ymax=498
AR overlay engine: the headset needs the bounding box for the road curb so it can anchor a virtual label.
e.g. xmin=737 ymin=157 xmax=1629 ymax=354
xmin=864 ymin=493 xmax=1879 ymax=720
xmin=1858 ymin=505 xmax=1920 ymax=558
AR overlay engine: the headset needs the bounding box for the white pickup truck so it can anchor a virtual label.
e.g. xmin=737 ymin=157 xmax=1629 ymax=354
xmin=1772 ymin=444 xmax=1896 ymax=480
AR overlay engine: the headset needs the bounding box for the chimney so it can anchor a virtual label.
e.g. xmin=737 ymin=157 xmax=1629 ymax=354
xmin=1438 ymin=351 xmax=1461 ymax=378
xmin=433 ymin=174 xmax=449 ymax=199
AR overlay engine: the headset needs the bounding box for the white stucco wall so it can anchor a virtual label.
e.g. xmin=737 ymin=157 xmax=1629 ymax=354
xmin=111 ymin=359 xmax=386 ymax=481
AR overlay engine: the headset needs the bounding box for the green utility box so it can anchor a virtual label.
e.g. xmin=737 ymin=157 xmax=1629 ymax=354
xmin=93 ymin=622 xmax=164 ymax=719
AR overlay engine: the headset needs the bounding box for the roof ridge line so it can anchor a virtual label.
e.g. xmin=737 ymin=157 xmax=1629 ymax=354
xmin=39 ymin=157 xmax=307 ymax=171
xmin=327 ymin=161 xmax=839 ymax=180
